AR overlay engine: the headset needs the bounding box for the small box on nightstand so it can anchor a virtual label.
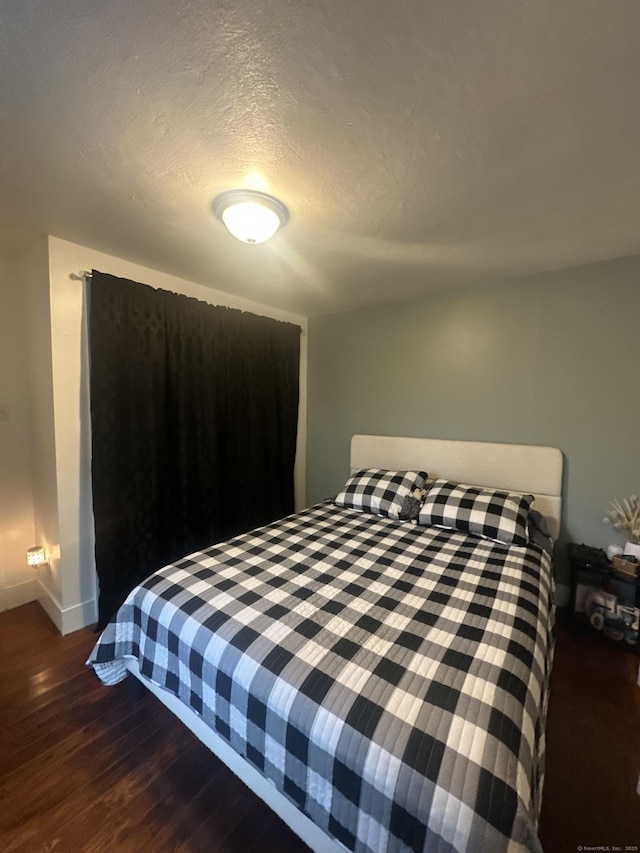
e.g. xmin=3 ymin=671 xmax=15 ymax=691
xmin=611 ymin=554 xmax=640 ymax=580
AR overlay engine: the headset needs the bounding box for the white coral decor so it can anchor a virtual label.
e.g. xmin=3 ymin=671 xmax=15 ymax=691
xmin=603 ymin=495 xmax=640 ymax=544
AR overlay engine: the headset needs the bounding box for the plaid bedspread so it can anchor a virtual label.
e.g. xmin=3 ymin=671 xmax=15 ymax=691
xmin=87 ymin=502 xmax=555 ymax=853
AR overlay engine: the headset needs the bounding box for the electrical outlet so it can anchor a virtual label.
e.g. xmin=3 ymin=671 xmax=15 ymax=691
xmin=0 ymin=403 xmax=10 ymax=422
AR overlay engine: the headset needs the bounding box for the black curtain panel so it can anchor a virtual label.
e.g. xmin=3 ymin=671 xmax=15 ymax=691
xmin=89 ymin=270 xmax=301 ymax=629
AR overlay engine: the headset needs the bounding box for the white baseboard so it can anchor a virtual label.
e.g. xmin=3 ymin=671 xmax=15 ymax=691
xmin=37 ymin=577 xmax=97 ymax=635
xmin=0 ymin=576 xmax=39 ymax=612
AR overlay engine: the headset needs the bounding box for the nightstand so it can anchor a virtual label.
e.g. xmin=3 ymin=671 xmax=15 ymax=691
xmin=567 ymin=542 xmax=640 ymax=648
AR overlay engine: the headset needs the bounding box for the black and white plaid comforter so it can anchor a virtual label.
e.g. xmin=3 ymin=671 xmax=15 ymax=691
xmin=88 ymin=502 xmax=555 ymax=853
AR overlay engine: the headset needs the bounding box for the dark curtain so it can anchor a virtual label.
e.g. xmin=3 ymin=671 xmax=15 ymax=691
xmin=89 ymin=270 xmax=300 ymax=629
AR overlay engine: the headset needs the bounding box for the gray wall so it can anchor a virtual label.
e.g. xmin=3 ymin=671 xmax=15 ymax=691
xmin=307 ymin=254 xmax=640 ymax=586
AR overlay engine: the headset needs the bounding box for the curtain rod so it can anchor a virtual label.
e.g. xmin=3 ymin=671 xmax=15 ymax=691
xmin=68 ymin=270 xmax=305 ymax=333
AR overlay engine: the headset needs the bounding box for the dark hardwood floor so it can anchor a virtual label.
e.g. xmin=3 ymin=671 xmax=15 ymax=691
xmin=1 ymin=601 xmax=638 ymax=852
xmin=538 ymin=616 xmax=640 ymax=850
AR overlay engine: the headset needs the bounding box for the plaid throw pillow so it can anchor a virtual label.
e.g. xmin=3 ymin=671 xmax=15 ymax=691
xmin=418 ymin=479 xmax=534 ymax=546
xmin=335 ymin=469 xmax=428 ymax=519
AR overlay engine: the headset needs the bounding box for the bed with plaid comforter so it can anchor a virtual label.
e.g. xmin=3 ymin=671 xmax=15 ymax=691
xmin=87 ymin=501 xmax=555 ymax=853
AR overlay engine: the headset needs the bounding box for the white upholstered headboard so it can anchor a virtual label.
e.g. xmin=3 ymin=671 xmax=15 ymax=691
xmin=350 ymin=435 xmax=563 ymax=542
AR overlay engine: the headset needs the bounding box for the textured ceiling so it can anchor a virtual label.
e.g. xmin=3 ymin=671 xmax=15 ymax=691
xmin=1 ymin=0 xmax=639 ymax=316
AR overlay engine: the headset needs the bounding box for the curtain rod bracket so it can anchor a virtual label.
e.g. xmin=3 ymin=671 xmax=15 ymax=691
xmin=70 ymin=271 xmax=92 ymax=281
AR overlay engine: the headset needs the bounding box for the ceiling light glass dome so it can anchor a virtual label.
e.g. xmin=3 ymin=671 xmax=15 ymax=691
xmin=213 ymin=190 xmax=289 ymax=244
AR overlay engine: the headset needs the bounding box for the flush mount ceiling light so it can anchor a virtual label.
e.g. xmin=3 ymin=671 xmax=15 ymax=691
xmin=213 ymin=190 xmax=289 ymax=244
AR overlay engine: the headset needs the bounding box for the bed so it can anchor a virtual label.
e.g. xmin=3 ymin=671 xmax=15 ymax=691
xmin=87 ymin=434 xmax=563 ymax=853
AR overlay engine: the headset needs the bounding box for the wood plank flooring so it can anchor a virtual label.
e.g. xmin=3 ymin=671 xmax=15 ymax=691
xmin=538 ymin=618 xmax=640 ymax=850
xmin=1 ymin=603 xmax=307 ymax=853
xmin=1 ymin=601 xmax=639 ymax=852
